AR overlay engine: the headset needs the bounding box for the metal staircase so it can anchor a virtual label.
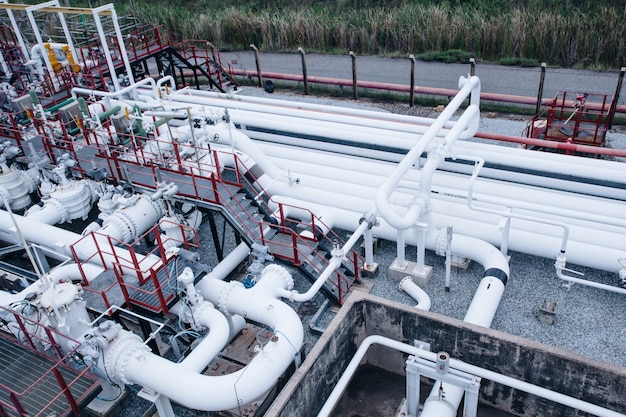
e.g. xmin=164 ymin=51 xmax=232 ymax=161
xmin=215 ymin=179 xmax=360 ymax=304
xmin=162 ymin=41 xmax=239 ymax=93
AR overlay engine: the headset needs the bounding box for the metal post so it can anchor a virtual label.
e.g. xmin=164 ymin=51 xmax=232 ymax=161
xmin=154 ymin=394 xmax=175 ymax=417
xmin=608 ymin=67 xmax=625 ymax=129
xmin=298 ymin=47 xmax=308 ymax=95
xmin=92 ymin=8 xmax=120 ymax=91
xmin=468 ymin=57 xmax=476 ymax=103
xmin=349 ymin=51 xmax=358 ymax=100
xmin=250 ymin=44 xmax=263 ymax=88
xmin=406 ymin=355 xmax=420 ymax=416
xmin=395 ymin=229 xmax=406 ymax=268
xmin=536 ymin=62 xmax=547 ymax=115
xmin=107 ymin=5 xmax=136 ymax=85
xmin=26 ymin=2 xmax=57 ymax=76
xmin=409 ymin=54 xmax=416 ymax=107
xmin=1 ymin=1 xmax=30 ymax=60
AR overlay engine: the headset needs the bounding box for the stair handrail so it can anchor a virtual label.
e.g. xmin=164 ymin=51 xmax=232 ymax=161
xmin=0 ymin=305 xmax=98 ymax=417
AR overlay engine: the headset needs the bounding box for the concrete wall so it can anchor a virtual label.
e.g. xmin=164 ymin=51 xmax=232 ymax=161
xmin=267 ymin=291 xmax=626 ymax=417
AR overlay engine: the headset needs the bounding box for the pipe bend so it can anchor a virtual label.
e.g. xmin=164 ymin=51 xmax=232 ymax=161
xmin=399 ymin=276 xmax=432 ymax=311
xmin=179 ymin=301 xmax=231 ymax=373
xmin=124 ymin=276 xmax=304 ymax=411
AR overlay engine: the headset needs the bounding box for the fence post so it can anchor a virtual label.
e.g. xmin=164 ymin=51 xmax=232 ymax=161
xmin=250 ymin=44 xmax=263 ymax=88
xmin=608 ymin=66 xmax=625 ymax=129
xmin=409 ymin=54 xmax=416 ymax=107
xmin=468 ymin=57 xmax=476 ymax=104
xmin=298 ymin=47 xmax=308 ymax=95
xmin=349 ymin=51 xmax=358 ymax=100
xmin=536 ymin=62 xmax=547 ymax=115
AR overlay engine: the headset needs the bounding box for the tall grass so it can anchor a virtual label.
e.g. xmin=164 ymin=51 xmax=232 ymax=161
xmin=116 ymin=1 xmax=626 ymax=69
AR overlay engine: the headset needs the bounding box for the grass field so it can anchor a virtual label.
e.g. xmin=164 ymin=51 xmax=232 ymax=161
xmin=76 ymin=0 xmax=626 ymax=69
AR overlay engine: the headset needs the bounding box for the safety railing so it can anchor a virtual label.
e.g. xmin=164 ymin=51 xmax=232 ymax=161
xmin=70 ymin=218 xmax=198 ymax=314
xmin=0 ymin=305 xmax=99 ymax=417
xmin=525 ymin=92 xmax=611 ymax=149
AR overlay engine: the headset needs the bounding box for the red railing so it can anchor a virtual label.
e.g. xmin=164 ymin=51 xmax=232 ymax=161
xmin=93 ymin=134 xmax=363 ymax=299
xmin=0 ymin=305 xmax=99 ymax=417
xmin=525 ymin=91 xmax=610 ymax=147
xmin=70 ymin=218 xmax=198 ymax=314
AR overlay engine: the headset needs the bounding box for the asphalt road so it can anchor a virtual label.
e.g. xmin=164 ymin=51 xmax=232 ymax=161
xmin=221 ymin=51 xmax=626 ymax=105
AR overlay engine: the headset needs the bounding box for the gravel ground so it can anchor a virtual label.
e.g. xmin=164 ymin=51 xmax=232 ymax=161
xmin=115 ymin=85 xmax=625 ymax=417
xmin=230 ymin=86 xmax=626 ymax=369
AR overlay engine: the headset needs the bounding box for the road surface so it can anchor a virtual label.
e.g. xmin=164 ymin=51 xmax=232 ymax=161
xmin=221 ymin=51 xmax=626 ymax=105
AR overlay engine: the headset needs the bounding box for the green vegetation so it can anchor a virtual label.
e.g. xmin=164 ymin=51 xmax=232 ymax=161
xmin=77 ymin=0 xmax=625 ymax=69
xmin=418 ymin=50 xmax=473 ymax=64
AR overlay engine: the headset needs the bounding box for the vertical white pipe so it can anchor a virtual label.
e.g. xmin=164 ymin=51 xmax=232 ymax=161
xmin=109 ymin=5 xmax=135 ymax=85
xmin=54 ymin=6 xmax=79 ymax=63
xmin=1 ymin=2 xmax=30 ymax=60
xmin=91 ymin=7 xmax=120 ymax=91
xmin=419 ymin=232 xmax=509 ymax=417
xmin=26 ymin=3 xmax=55 ymax=75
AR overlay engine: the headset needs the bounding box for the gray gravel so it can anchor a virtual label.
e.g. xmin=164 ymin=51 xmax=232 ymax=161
xmin=230 ymin=86 xmax=626 ymax=369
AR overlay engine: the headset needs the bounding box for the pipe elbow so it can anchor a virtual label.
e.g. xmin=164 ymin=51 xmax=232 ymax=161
xmin=375 ymin=187 xmax=421 ymax=230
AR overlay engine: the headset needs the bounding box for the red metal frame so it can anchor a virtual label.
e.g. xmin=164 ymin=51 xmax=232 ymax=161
xmin=0 ymin=306 xmax=99 ymax=417
xmin=525 ymin=91 xmax=611 ymax=148
xmin=71 ymin=218 xmax=198 ymax=314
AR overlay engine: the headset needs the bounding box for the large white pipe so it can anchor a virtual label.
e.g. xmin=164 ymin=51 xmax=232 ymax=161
xmin=317 ymin=335 xmax=625 ymax=417
xmin=172 ymin=95 xmax=626 ymax=201
xmin=0 ymin=208 xmax=161 ymax=279
xmin=72 ymin=77 xmax=159 ymax=101
xmin=118 ymin=267 xmax=304 ymax=411
xmin=271 ymin=192 xmax=626 ymax=274
xmin=167 ymin=87 xmax=456 ymax=131
xmin=171 ymin=301 xmax=231 ymax=373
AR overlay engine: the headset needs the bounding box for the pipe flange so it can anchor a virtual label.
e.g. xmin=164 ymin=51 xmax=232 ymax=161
xmin=435 ymin=228 xmax=450 ymax=257
xmin=399 ymin=276 xmax=413 ymax=291
xmin=104 ymin=330 xmax=148 ymax=385
xmin=44 ymin=198 xmax=69 ymax=223
xmin=103 ymin=213 xmax=132 ymax=242
xmin=217 ymin=281 xmax=243 ymax=315
xmin=114 ymin=209 xmax=138 ymax=242
xmin=188 ymin=301 xmax=215 ymax=331
xmin=261 ymin=263 xmax=294 ymax=291
xmin=18 ymin=169 xmax=38 ymax=194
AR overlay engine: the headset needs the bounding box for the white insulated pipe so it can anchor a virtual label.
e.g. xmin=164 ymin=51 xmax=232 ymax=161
xmin=0 ymin=207 xmax=161 ymax=279
xmin=0 ymin=262 xmax=105 ymax=306
xmin=375 ymin=77 xmax=481 ymax=230
xmin=171 ymin=301 xmax=231 ymax=373
xmin=119 ymin=269 xmax=304 ymax=411
xmin=399 ymin=277 xmax=432 ymax=311
xmin=277 ymin=218 xmax=370 ymax=302
xmin=168 ymin=87 xmax=457 ymax=132
xmin=72 ymin=77 xmax=159 ymax=101
xmin=317 ymin=335 xmax=625 ymax=417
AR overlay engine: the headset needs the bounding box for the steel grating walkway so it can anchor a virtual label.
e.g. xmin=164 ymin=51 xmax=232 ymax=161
xmin=0 ymin=336 xmax=100 ymax=416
